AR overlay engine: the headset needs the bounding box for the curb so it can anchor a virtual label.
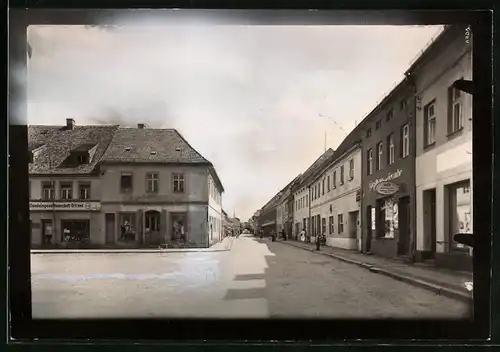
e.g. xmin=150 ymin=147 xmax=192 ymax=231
xmin=278 ymin=240 xmax=472 ymax=304
xmin=31 ymin=237 xmax=237 ymax=254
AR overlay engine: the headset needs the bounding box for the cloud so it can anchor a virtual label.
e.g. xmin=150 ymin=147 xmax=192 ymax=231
xmin=27 ymin=23 xmax=442 ymax=220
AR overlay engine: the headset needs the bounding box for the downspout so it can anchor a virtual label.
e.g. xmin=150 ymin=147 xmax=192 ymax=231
xmin=410 ymin=78 xmax=418 ymax=263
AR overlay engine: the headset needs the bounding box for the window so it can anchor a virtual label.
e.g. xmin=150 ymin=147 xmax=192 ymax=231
xmin=120 ymin=172 xmax=133 ymax=193
xmin=329 ymin=216 xmax=334 ymax=234
xmin=340 ymin=165 xmax=345 ymax=185
xmin=377 ymin=199 xmax=396 ymax=239
xmin=387 ymin=134 xmax=395 ymax=165
xmin=333 ymin=170 xmax=337 ymax=188
xmin=424 ymin=101 xmax=436 ymax=146
xmin=401 ymin=124 xmax=410 ymax=158
xmin=400 ymin=98 xmax=408 ymax=110
xmin=321 ymin=218 xmax=326 ymax=235
xmin=448 ymin=181 xmax=471 ymax=252
xmin=306 ymin=195 xmax=308 ymax=206
xmin=366 ymin=128 xmax=372 ymax=138
xmin=42 ymin=182 xmax=55 ymax=200
xmin=173 ymin=173 xmax=185 ymax=193
xmin=349 ymin=159 xmax=354 ymax=180
xmin=448 ymin=85 xmax=463 ymax=134
xmin=386 ymin=108 xmax=393 ymax=121
xmin=327 ymin=175 xmax=331 ymax=191
xmin=338 ymin=214 xmax=344 ymax=234
xmin=367 ymin=149 xmax=373 ymax=175
xmin=60 ymin=182 xmax=73 ymax=200
xmin=77 ymin=154 xmax=89 ymax=164
xmin=376 ymin=142 xmax=383 ymax=170
xmin=375 ymin=120 xmax=382 ymax=130
xmin=79 ymin=183 xmax=91 ymax=199
xmin=146 ymin=172 xmax=159 ymax=193
xmin=322 ymin=179 xmax=325 ymax=195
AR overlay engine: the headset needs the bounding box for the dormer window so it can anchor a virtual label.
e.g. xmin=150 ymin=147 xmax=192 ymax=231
xmin=76 ymin=153 xmax=89 ymax=164
xmin=175 ymin=147 xmax=181 ymax=152
xmin=63 ymin=144 xmax=96 ymax=166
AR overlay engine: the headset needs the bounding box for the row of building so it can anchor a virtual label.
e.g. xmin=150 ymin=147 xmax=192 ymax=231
xmin=28 ymin=121 xmax=227 ymax=249
xmin=253 ymin=24 xmax=473 ymax=271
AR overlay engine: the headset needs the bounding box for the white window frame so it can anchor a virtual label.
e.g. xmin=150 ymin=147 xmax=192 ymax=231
xmin=173 ymin=173 xmax=185 ymax=193
xmin=367 ymin=149 xmax=373 ymax=175
xmin=388 ymin=134 xmax=395 ymax=165
xmin=42 ymin=183 xmax=55 ymax=200
xmin=338 ymin=214 xmax=344 ymax=234
xmin=451 ymin=87 xmax=463 ymax=133
xmin=377 ymin=142 xmax=383 ymax=170
xmin=79 ymin=183 xmax=91 ymax=200
xmin=402 ymin=124 xmax=410 ymax=157
xmin=60 ymin=183 xmax=73 ymax=200
xmin=146 ymin=172 xmax=159 ymax=193
xmin=425 ymin=102 xmax=436 ymax=145
xmin=340 ymin=165 xmax=345 ymax=185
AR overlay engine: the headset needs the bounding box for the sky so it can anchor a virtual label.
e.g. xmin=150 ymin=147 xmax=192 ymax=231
xmin=27 ymin=21 xmax=443 ymax=221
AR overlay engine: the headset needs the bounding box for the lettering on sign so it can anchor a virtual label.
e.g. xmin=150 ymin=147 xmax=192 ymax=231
xmin=369 ymin=169 xmax=403 ymax=191
xmin=374 ymin=181 xmax=400 ymax=196
xmin=30 ymin=202 xmax=101 ymax=211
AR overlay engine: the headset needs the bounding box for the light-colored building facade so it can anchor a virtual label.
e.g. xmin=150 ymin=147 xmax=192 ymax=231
xmin=99 ymin=125 xmax=224 ymax=248
xmin=309 ymin=146 xmax=362 ymax=250
xmin=28 ymin=120 xmax=118 ymax=248
xmin=409 ymin=24 xmax=473 ymax=270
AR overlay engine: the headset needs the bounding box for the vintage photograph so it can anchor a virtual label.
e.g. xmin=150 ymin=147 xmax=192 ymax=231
xmin=26 ymin=21 xmax=473 ymax=319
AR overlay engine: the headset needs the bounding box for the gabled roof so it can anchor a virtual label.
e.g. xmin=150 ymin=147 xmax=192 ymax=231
xmin=28 ymin=125 xmax=119 ymax=175
xmin=101 ymin=128 xmax=210 ymax=164
xmin=297 ymin=148 xmax=335 ymax=187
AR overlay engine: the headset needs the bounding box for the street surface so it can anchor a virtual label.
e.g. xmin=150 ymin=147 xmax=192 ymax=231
xmin=31 ymin=234 xmax=470 ymax=319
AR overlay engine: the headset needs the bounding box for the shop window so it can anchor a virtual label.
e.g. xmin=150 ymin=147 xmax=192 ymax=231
xmin=146 ymin=172 xmax=159 ymax=193
xmin=367 ymin=149 xmax=373 ymax=175
xmin=79 ymin=183 xmax=91 ymax=199
xmin=120 ymin=172 xmax=133 ymax=193
xmin=338 ymin=214 xmax=344 ymax=234
xmin=340 ymin=165 xmax=345 ymax=185
xmin=42 ymin=182 xmax=55 ymax=200
xmin=62 ymin=219 xmax=90 ymax=242
xmin=448 ymin=181 xmax=471 ymax=252
xmin=424 ymin=100 xmax=436 ymax=146
xmin=377 ymin=198 xmax=397 ymax=239
xmin=119 ymin=213 xmax=136 ymax=241
xmin=329 ymin=216 xmax=334 ymax=234
xmin=173 ymin=173 xmax=185 ymax=193
xmin=172 ymin=213 xmax=187 ymax=241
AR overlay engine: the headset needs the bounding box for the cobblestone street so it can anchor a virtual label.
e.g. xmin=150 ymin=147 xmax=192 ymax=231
xmin=31 ymin=235 xmax=470 ymax=319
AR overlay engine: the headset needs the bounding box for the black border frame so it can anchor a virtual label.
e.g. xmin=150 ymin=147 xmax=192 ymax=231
xmin=7 ymin=6 xmax=493 ymax=343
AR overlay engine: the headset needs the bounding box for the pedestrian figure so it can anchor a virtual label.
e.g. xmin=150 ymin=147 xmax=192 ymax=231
xmin=281 ymin=229 xmax=287 ymax=240
xmin=300 ymin=228 xmax=306 ymax=242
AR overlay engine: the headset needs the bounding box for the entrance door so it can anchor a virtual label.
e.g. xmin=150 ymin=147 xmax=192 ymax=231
xmin=397 ymin=196 xmax=411 ymax=256
xmin=424 ymin=189 xmax=437 ymax=257
xmin=105 ymin=213 xmax=115 ymax=245
xmin=41 ymin=219 xmax=53 ymax=245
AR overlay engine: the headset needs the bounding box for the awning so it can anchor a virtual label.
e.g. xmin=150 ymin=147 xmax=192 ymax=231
xmin=453 ymin=79 xmax=473 ymax=95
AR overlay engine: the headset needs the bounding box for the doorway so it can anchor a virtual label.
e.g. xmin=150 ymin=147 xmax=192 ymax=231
xmin=423 ymin=188 xmax=437 ymax=257
xmin=145 ymin=210 xmax=161 ymax=245
xmin=105 ymin=213 xmax=115 ymax=245
xmin=397 ymin=196 xmax=411 ymax=256
xmin=348 ymin=211 xmax=359 ymax=240
xmin=41 ymin=219 xmax=53 ymax=245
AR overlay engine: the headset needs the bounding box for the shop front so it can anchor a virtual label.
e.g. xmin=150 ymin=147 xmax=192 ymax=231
xmin=362 ymin=168 xmax=415 ymax=260
xmin=29 ymin=201 xmax=102 ymax=248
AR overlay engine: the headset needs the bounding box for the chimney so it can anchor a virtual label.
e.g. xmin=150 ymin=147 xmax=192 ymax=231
xmin=138 ymin=123 xmax=146 ymax=129
xmin=66 ymin=118 xmax=75 ymax=130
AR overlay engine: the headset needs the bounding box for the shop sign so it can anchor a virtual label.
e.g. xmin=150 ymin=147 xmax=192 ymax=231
xmin=369 ymin=169 xmax=403 ymax=192
xmin=30 ymin=201 xmax=101 ymax=211
xmin=374 ymin=181 xmax=400 ymax=196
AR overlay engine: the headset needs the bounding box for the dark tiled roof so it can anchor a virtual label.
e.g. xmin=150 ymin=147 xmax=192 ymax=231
xmin=298 ymin=148 xmax=335 ymax=186
xmin=28 ymin=125 xmax=119 ymax=175
xmin=101 ymin=128 xmax=209 ymax=164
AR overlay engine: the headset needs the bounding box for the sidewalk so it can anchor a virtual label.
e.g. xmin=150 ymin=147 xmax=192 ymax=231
xmin=278 ymin=239 xmax=473 ymax=303
xmin=31 ymin=236 xmax=236 ymax=254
